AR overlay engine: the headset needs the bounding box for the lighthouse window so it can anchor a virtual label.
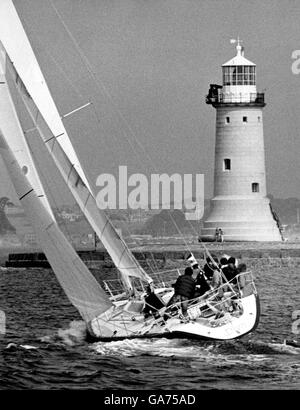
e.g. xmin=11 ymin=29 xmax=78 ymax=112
xmin=243 ymin=116 xmax=248 ymax=122
xmin=252 ymin=183 xmax=259 ymax=193
xmin=226 ymin=116 xmax=230 ymax=123
xmin=224 ymin=158 xmax=231 ymax=170
xmin=258 ymin=116 xmax=261 ymax=122
xmin=223 ymin=67 xmax=229 ymax=85
xmin=244 ymin=66 xmax=249 ymax=83
xmin=222 ymin=66 xmax=256 ymax=86
xmin=237 ymin=66 xmax=243 ymax=85
xmin=229 ymin=66 xmax=237 ymax=85
xmin=249 ymin=66 xmax=256 ymax=85
xmin=232 ymin=68 xmax=237 ymax=85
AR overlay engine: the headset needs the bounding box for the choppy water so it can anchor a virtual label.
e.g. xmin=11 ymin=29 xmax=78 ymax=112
xmin=0 ymin=262 xmax=299 ymax=390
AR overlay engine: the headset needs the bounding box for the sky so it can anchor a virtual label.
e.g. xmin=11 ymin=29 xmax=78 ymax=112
xmin=1 ymin=0 xmax=300 ymax=205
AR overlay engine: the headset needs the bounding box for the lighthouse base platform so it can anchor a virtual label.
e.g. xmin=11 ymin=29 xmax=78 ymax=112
xmin=200 ymin=196 xmax=283 ymax=242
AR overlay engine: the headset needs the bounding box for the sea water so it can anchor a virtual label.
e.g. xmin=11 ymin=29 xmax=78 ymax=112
xmin=0 ymin=262 xmax=299 ymax=390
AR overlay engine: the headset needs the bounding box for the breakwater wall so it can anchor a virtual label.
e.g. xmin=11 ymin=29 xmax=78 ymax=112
xmin=4 ymin=245 xmax=300 ymax=269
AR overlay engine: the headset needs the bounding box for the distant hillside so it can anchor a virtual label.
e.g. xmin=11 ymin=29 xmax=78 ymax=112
xmin=3 ymin=197 xmax=298 ymax=246
xmin=139 ymin=209 xmax=196 ymax=236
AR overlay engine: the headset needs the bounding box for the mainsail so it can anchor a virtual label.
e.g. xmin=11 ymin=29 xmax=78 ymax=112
xmin=0 ymin=0 xmax=152 ymax=291
xmin=0 ymin=44 xmax=53 ymax=218
xmin=0 ymin=129 xmax=113 ymax=322
xmin=4 ymin=49 xmax=153 ymax=290
xmin=0 ymin=0 xmax=91 ymax=192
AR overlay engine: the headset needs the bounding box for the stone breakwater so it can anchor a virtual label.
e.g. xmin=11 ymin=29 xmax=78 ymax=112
xmin=80 ymin=242 xmax=300 ymax=271
xmin=3 ymin=241 xmax=300 ymax=270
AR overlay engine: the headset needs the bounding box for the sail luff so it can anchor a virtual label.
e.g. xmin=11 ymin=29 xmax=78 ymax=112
xmin=0 ymin=129 xmax=113 ymax=322
xmin=5 ymin=52 xmax=153 ymax=287
xmin=0 ymin=44 xmax=54 ymax=219
xmin=0 ymin=0 xmax=92 ymax=193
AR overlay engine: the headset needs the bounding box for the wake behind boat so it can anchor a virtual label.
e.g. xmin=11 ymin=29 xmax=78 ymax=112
xmin=0 ymin=0 xmax=260 ymax=343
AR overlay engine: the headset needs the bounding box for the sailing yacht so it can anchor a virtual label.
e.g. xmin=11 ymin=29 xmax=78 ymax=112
xmin=0 ymin=0 xmax=260 ymax=341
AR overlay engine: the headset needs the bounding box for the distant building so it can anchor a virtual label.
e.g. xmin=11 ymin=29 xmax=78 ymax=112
xmin=59 ymin=210 xmax=80 ymax=222
xmin=24 ymin=232 xmax=37 ymax=246
xmin=5 ymin=202 xmax=35 ymax=246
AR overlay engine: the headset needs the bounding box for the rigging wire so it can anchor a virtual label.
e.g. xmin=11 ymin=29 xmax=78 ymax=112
xmin=18 ymin=17 xmax=144 ymax=257
xmin=18 ymin=0 xmax=214 ymax=282
xmin=23 ymin=4 xmax=161 ymax=275
xmin=20 ymin=29 xmax=127 ymax=179
xmin=48 ymin=0 xmax=157 ymax=172
xmin=47 ymin=0 xmax=201 ymax=258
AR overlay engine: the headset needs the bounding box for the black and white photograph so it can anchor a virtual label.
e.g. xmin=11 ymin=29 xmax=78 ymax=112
xmin=0 ymin=0 xmax=299 ymax=394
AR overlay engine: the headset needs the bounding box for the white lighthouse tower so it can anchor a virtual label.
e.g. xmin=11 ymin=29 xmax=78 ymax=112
xmin=201 ymin=40 xmax=282 ymax=241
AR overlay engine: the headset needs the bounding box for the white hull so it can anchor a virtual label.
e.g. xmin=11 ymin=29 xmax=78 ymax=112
xmin=88 ymin=293 xmax=260 ymax=342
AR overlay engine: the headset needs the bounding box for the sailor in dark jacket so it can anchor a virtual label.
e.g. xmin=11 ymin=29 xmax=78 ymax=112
xmin=222 ymin=257 xmax=238 ymax=283
xmin=203 ymin=255 xmax=219 ymax=281
xmin=143 ymin=284 xmax=165 ymax=319
xmin=172 ymin=267 xmax=196 ymax=318
xmin=194 ymin=256 xmax=218 ymax=297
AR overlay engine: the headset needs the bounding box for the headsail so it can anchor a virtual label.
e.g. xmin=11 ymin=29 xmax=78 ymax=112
xmin=0 ymin=129 xmax=112 ymax=323
xmin=0 ymin=0 xmax=91 ymax=192
xmin=4 ymin=50 xmax=153 ymax=290
xmin=0 ymin=44 xmax=53 ymax=218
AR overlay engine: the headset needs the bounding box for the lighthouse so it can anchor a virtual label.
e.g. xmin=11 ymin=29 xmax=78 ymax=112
xmin=201 ymin=40 xmax=282 ymax=242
